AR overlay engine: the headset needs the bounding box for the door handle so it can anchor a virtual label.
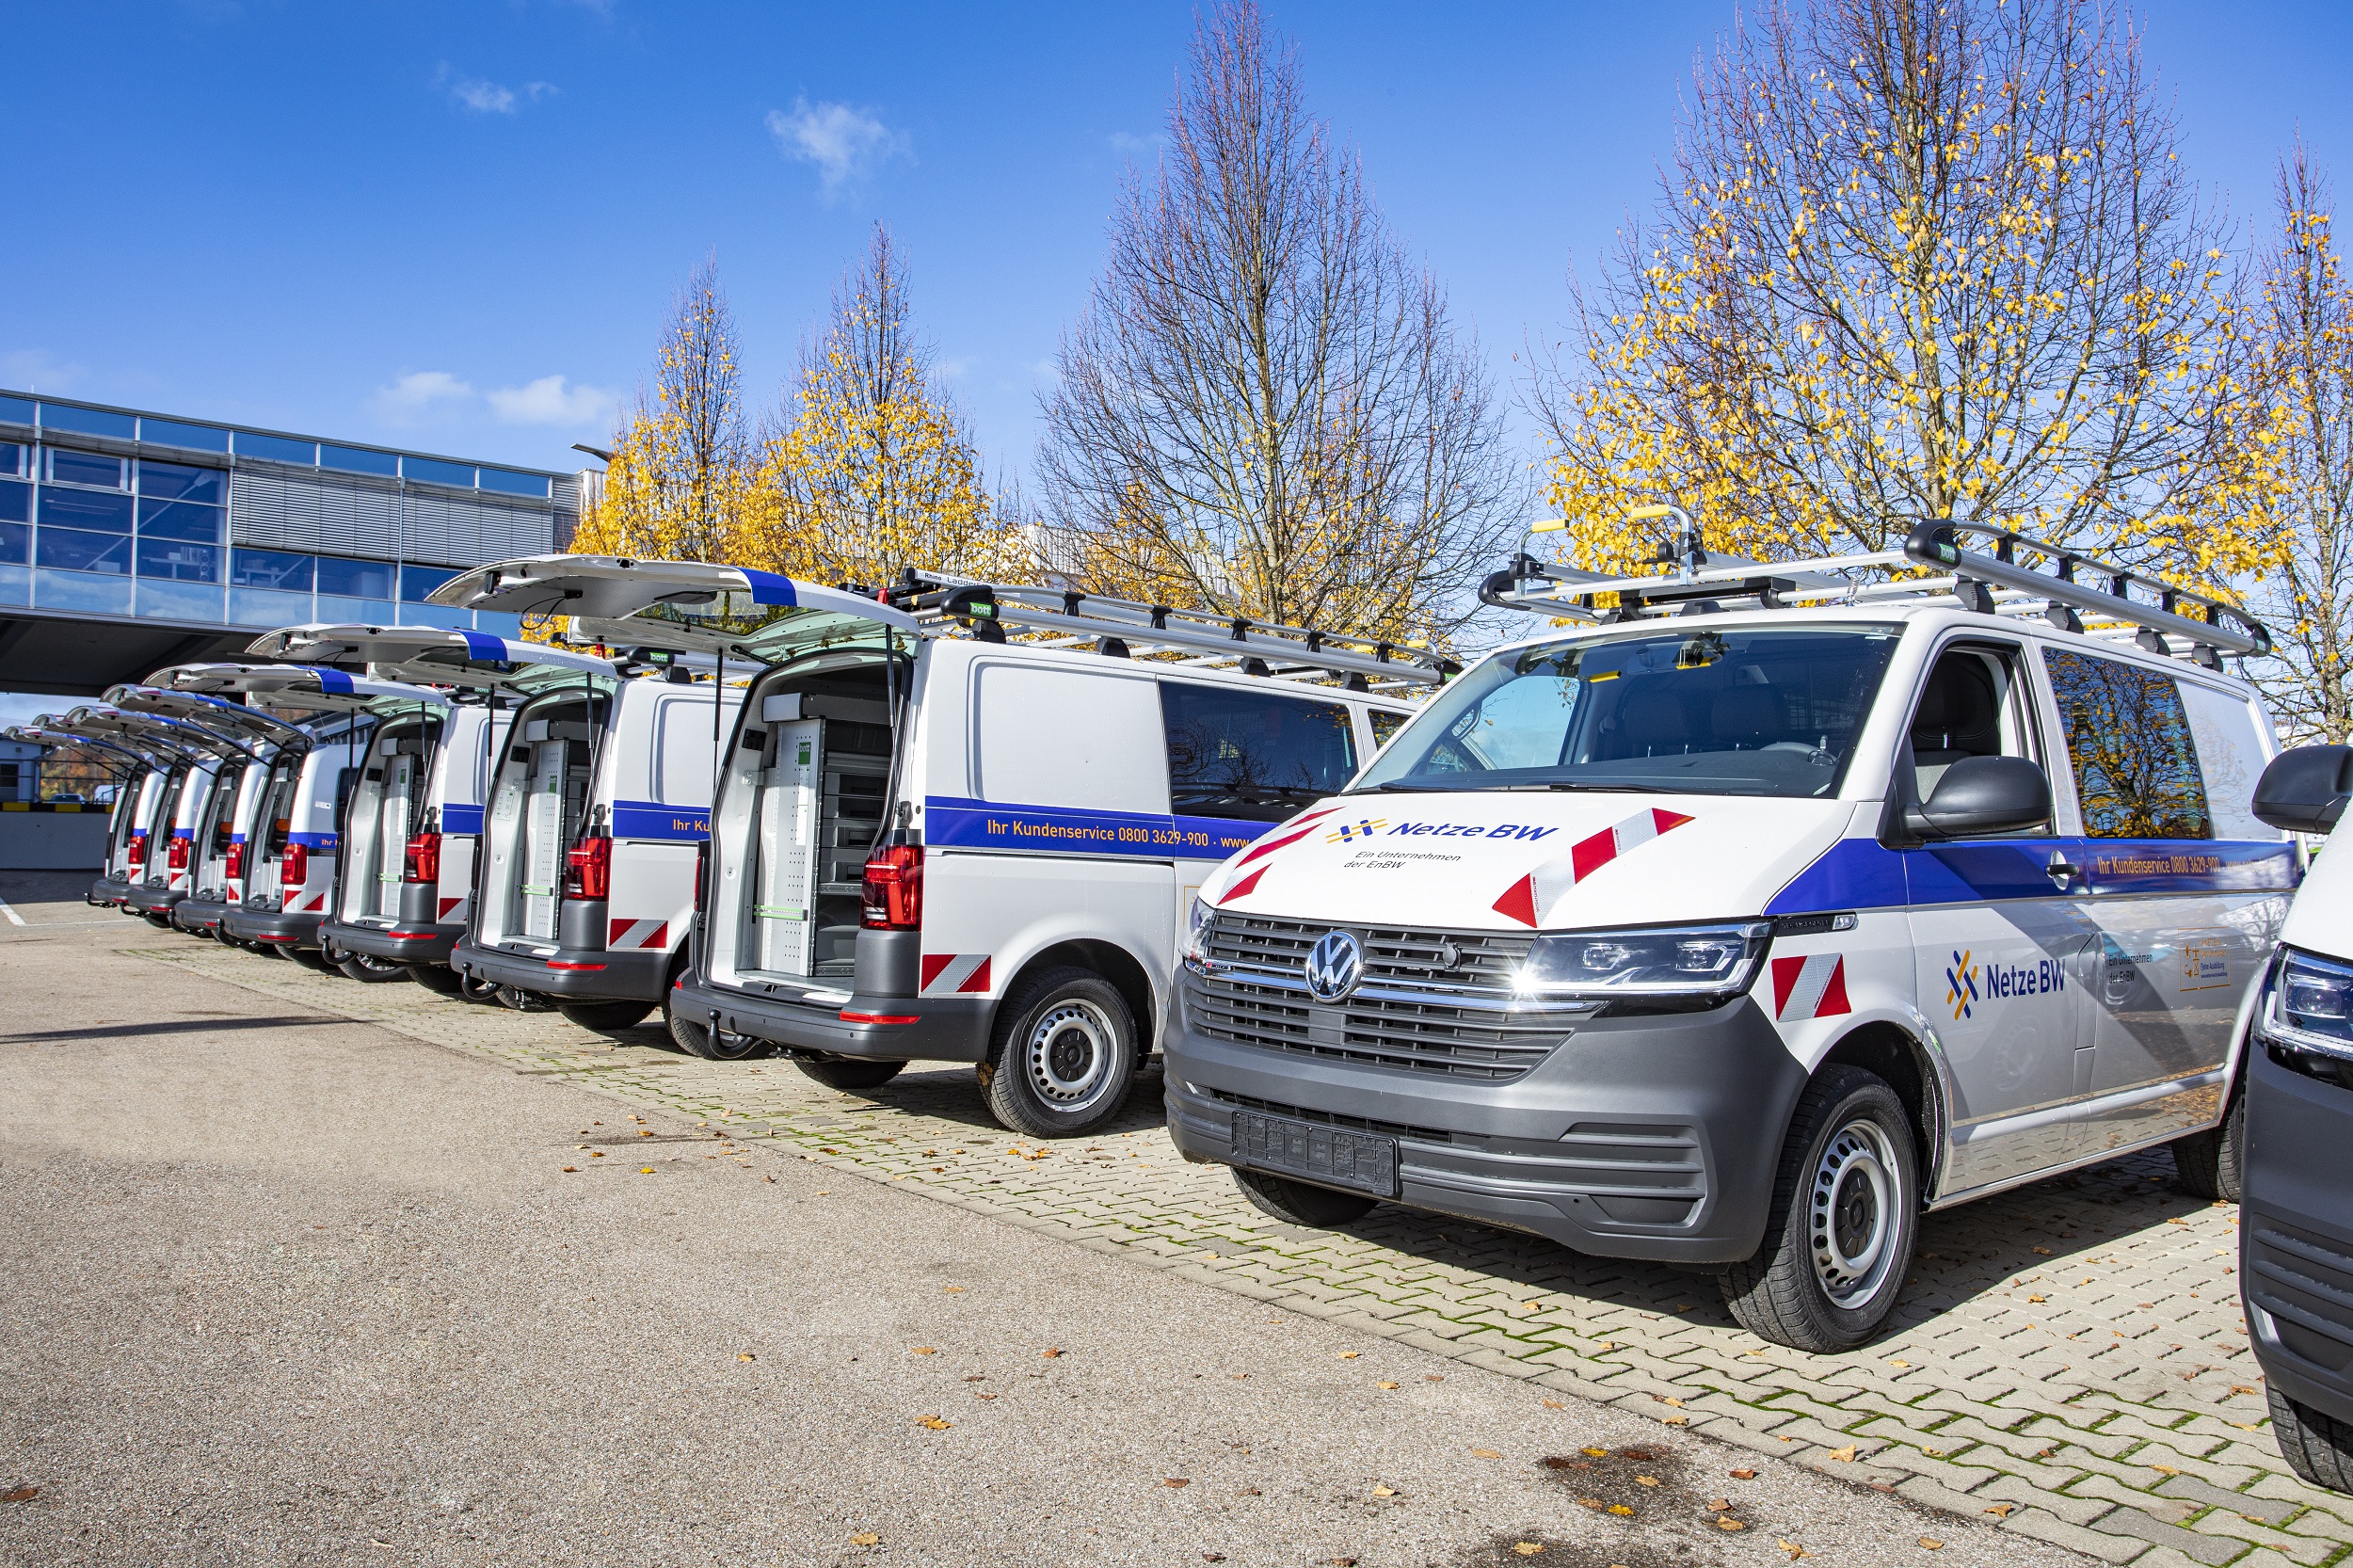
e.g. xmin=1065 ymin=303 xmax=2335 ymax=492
xmin=2046 ymin=850 xmax=2082 ymax=890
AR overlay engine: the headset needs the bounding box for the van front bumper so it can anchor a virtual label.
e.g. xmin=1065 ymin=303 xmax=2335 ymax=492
xmin=327 ymin=918 xmax=459 ymax=968
xmin=674 ymin=978 xmax=992 ymax=1064
xmin=2241 ymin=1037 xmax=2353 ymax=1430
xmin=1161 ymin=984 xmax=1808 ymax=1265
xmin=220 ymin=904 xmax=323 ymax=947
xmin=454 ymin=939 xmax=667 ymax=1002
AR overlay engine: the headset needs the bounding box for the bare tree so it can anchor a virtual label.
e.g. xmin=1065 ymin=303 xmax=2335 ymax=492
xmin=1532 ymin=0 xmax=2253 ymax=574
xmin=1036 ymin=1 xmax=1518 ymax=643
xmin=2244 ymin=148 xmax=2353 ymax=742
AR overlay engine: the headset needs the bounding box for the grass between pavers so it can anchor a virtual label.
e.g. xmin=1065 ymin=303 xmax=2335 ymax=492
xmin=126 ymin=941 xmax=2353 ymax=1566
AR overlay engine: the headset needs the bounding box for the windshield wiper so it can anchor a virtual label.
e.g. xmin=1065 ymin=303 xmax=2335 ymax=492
xmin=1544 ymin=781 xmax=1670 ymax=793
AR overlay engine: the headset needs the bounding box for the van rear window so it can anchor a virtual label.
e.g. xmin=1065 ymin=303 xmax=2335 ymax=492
xmin=1161 ymin=683 xmax=1359 ymax=824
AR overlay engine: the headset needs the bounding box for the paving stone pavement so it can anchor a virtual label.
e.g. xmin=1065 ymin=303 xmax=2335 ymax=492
xmin=136 ymin=940 xmax=2353 ymax=1567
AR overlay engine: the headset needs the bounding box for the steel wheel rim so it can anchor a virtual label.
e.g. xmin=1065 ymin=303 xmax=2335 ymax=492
xmin=1024 ymin=1000 xmax=1117 ymax=1110
xmin=1809 ymin=1117 xmax=1900 ymax=1307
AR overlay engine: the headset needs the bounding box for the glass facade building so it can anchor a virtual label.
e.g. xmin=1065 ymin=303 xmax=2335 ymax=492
xmin=0 ymin=392 xmax=581 ymax=639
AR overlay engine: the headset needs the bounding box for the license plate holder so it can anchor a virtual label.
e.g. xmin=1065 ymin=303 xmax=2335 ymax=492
xmin=1231 ymin=1110 xmax=1399 ymax=1198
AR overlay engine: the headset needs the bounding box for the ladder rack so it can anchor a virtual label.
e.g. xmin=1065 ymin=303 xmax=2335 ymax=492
xmin=1480 ymin=518 xmax=2270 ymax=667
xmin=886 ymin=570 xmax=1457 ymax=695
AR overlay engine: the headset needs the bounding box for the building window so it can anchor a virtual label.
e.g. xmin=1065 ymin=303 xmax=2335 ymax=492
xmin=0 ymin=442 xmax=24 ymax=478
xmin=135 ymin=537 xmax=220 ymax=583
xmin=38 ymin=487 xmax=135 ymax=533
xmin=400 ymin=563 xmax=456 ymax=602
xmin=317 ymin=555 xmax=394 ymax=600
xmin=403 ymin=456 xmax=474 ymax=488
xmin=44 ymin=448 xmax=126 ymax=488
xmin=36 ymin=529 xmax=131 ymax=574
xmin=136 ymin=499 xmax=223 ymax=542
xmin=0 ymin=521 xmax=26 ymax=566
xmin=478 ymin=467 xmax=549 ymax=499
xmin=321 ymin=444 xmax=398 ymax=477
xmin=231 ymin=548 xmax=313 ymax=591
xmin=136 ymin=459 xmax=227 ymax=505
xmin=0 ymin=481 xmax=26 ymax=524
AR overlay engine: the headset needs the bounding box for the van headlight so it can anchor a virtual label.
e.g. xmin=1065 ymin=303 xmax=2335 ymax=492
xmin=1181 ymin=895 xmax=1217 ymax=974
xmin=2266 ymin=948 xmax=2353 ymax=1061
xmin=1513 ymin=921 xmax=1770 ymax=1000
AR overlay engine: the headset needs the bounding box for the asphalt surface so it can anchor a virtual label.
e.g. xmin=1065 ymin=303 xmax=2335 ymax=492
xmin=0 ymin=872 xmax=2084 ymax=1568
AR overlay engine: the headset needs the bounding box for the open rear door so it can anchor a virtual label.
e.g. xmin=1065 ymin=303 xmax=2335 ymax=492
xmin=106 ymin=681 xmax=307 ymax=756
xmin=241 ymin=625 xmax=614 ymax=695
xmin=161 ymin=663 xmax=450 ymax=718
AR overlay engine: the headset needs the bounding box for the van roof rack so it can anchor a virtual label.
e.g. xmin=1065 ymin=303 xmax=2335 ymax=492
xmin=1479 ymin=513 xmax=2271 ymax=669
xmin=885 ymin=569 xmax=1459 ymax=694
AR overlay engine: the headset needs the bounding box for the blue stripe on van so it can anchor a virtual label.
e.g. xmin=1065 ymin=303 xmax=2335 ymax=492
xmin=440 ymin=804 xmax=484 ymax=836
xmin=923 ymin=795 xmax=1268 ymax=862
xmin=314 ymin=667 xmax=353 ymax=695
xmin=1767 ymin=834 xmax=2301 ymax=915
xmin=611 ymin=800 xmax=711 ymax=840
xmin=459 ymin=630 xmax=508 ymax=662
xmin=290 ymin=831 xmax=337 ymax=848
xmin=737 ymin=568 xmax=797 ymax=608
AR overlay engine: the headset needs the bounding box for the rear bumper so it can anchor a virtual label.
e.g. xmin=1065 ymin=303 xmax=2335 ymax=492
xmin=220 ymin=904 xmax=324 ymax=946
xmin=123 ymin=880 xmax=186 ymax=917
xmin=674 ymin=978 xmax=993 ymax=1064
xmin=88 ymin=876 xmax=129 ymax=907
xmin=453 ymin=939 xmax=668 ymax=1002
xmin=2241 ymin=1038 xmax=2353 ymax=1429
xmin=1160 ymin=980 xmax=1807 ymax=1265
xmin=326 ymin=918 xmax=458 ymax=967
xmin=174 ymin=896 xmax=232 ymax=934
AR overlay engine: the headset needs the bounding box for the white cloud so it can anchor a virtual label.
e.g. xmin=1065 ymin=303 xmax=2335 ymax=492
xmin=0 ymin=348 xmax=88 ymax=393
xmin=435 ymin=64 xmax=557 ymax=116
xmin=376 ymin=371 xmax=474 ymax=422
xmin=487 ymin=375 xmax=616 ymax=426
xmin=1109 ymin=131 xmax=1164 ymax=157
xmin=936 ymin=355 xmax=975 ymax=383
xmin=765 ymin=97 xmax=910 ymax=197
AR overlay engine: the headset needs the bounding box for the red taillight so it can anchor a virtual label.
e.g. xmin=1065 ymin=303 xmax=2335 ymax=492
xmin=168 ymin=837 xmax=190 ymax=872
xmin=861 ymin=843 xmax=923 ymax=931
xmin=225 ymin=841 xmax=247 ymax=881
xmin=564 ymin=836 xmax=611 ymax=901
xmin=405 ymin=830 xmax=442 ymax=885
xmin=129 ymin=834 xmax=149 ymax=869
xmin=282 ymin=842 xmax=309 ymax=888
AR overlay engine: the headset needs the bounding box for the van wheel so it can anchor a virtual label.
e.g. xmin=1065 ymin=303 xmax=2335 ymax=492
xmin=337 ymin=952 xmax=410 ymax=984
xmin=795 ymin=1055 xmax=906 ymax=1091
xmin=142 ymin=911 xmax=173 ymax=930
xmin=406 ymin=964 xmax=466 ymax=995
xmin=2270 ymin=1386 xmax=2353 ymax=1495
xmin=982 ymin=967 xmax=1138 ymax=1138
xmin=667 ymin=1006 xmax=768 ymax=1061
xmin=558 ymin=1000 xmax=654 ymax=1035
xmin=2170 ymin=1082 xmax=2245 ymax=1202
xmin=289 ymin=946 xmax=338 ymax=973
xmin=1232 ymin=1167 xmax=1379 ymax=1227
xmin=1721 ymin=1066 xmax=1919 ymax=1352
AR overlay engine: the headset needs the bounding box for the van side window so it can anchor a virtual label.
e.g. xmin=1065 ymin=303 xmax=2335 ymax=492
xmin=654 ymin=699 xmax=716 ymax=806
xmin=2042 ymin=648 xmax=2212 ymax=840
xmin=1907 ymin=643 xmax=2040 ymax=803
xmin=974 ymin=664 xmax=1169 ymax=812
xmin=2175 ymin=681 xmax=2279 ymax=840
xmin=1161 ymin=683 xmax=1358 ymax=824
xmin=1369 ymin=708 xmax=1410 ymax=749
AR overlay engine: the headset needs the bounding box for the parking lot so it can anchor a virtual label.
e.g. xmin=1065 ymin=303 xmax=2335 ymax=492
xmin=6 ymin=871 xmax=2350 ymax=1567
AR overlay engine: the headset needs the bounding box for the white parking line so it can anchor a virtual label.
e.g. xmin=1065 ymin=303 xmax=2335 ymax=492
xmin=0 ymin=898 xmax=24 ymax=927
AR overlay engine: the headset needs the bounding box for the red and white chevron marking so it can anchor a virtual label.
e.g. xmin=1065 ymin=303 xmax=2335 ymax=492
xmin=920 ymin=953 xmax=992 ymax=996
xmin=1491 ymin=807 xmax=1695 ymax=927
xmin=438 ymin=895 xmax=466 ymax=921
xmin=289 ymin=889 xmax=326 ymax=914
xmin=607 ymin=918 xmax=669 ymax=951
xmin=1770 ymin=952 xmax=1850 ymax=1021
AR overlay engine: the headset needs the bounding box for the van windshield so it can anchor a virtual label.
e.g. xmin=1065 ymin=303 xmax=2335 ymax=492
xmin=1353 ymin=624 xmax=1901 ymax=799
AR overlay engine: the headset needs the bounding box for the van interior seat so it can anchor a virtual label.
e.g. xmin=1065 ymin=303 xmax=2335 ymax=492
xmin=1912 ymin=657 xmax=2002 ymax=795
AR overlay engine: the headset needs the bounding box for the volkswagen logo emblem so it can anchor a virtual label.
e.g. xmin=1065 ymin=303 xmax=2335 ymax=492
xmin=1304 ymin=929 xmax=1364 ymax=1003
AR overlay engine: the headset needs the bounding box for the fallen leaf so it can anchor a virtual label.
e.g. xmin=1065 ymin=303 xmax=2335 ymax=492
xmin=944 ymin=1286 xmax=966 ymax=1293
xmin=1984 ymin=1503 xmax=2012 ymax=1517
xmin=737 ymin=1352 xmax=755 ymax=1362
xmin=1371 ymin=1484 xmax=1396 ymax=1497
xmin=1337 ymin=1351 xmax=1360 ymax=1360
xmin=1708 ymin=1498 xmax=1732 ymax=1512
xmin=589 ymin=1151 xmax=605 ymax=1159
xmin=1662 ymin=1416 xmax=1690 ymax=1426
xmin=2231 ymin=1384 xmax=2259 ymax=1395
xmin=1576 ymin=1497 xmax=1606 ymax=1510
xmin=1425 ymin=1374 xmax=1444 ymax=1382
xmin=1608 ymin=1503 xmax=1634 ymax=1516
xmin=1825 ymin=1445 xmax=1858 ymax=1462
xmin=1236 ymin=1486 xmax=1261 ymax=1496
xmin=1890 ymin=1358 xmax=1911 ymax=1368
xmin=915 ymin=1416 xmax=952 ymax=1431
xmin=1581 ymin=1448 xmax=1609 ymax=1458
xmin=2 ymin=1487 xmax=36 ymax=1504
xmin=561 ymin=1166 xmax=578 ymax=1173
xmin=1203 ymin=1556 xmax=1226 ymax=1563
xmin=1655 ymin=1395 xmax=1685 ymax=1407
xmin=1470 ymin=1448 xmax=1503 ymax=1460
xmin=1164 ymin=1478 xmax=1190 ymax=1488
xmin=1918 ymin=1536 xmax=1945 ymax=1550
xmin=1619 ymin=1448 xmax=1657 ymax=1461
xmin=2027 ymin=1294 xmax=2047 ymax=1304
xmin=1376 ymin=1381 xmax=1400 ymax=1390
xmin=1636 ymin=1475 xmax=1660 ymax=1486
xmin=2151 ymin=1464 xmax=2181 ymax=1475
xmin=1718 ymin=1518 xmax=1747 ymax=1531
xmin=1042 ymin=1348 xmax=1064 ymax=1359
xmin=910 ymin=1346 xmax=937 ymax=1355
xmin=963 ymin=1374 xmax=984 ymax=1382
xmin=1778 ymin=1541 xmax=1811 ymax=1560
xmin=638 ymin=1167 xmax=655 ymax=1175
xmin=850 ymin=1532 xmax=879 ymax=1546
xmin=1512 ymin=1546 xmax=1545 ymax=1559
xmin=2031 ymin=1246 xmax=2051 ymax=1255
xmin=1731 ymin=1468 xmax=1757 ymax=1480
xmin=1542 ymin=1399 xmax=1564 ymax=1409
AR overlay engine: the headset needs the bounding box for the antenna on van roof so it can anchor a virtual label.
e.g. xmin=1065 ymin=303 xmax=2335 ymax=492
xmin=890 ymin=570 xmax=1458 ymax=693
xmin=1481 ymin=510 xmax=2271 ymax=668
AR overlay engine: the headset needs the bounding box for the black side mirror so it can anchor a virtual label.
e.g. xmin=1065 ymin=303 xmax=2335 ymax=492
xmin=1905 ymin=756 xmax=2053 ymax=840
xmin=2252 ymin=744 xmax=2353 ymax=834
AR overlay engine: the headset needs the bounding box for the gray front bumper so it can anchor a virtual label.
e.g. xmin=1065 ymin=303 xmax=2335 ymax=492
xmin=1162 ymin=983 xmax=1808 ymax=1264
xmin=2242 ymin=1039 xmax=2353 ymax=1429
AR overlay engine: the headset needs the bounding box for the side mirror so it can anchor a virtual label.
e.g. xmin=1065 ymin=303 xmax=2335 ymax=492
xmin=1905 ymin=756 xmax=2053 ymax=840
xmin=2253 ymin=744 xmax=2353 ymax=835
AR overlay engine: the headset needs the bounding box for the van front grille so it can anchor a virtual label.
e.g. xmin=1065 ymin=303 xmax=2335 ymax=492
xmin=1190 ymin=915 xmax=1582 ymax=1081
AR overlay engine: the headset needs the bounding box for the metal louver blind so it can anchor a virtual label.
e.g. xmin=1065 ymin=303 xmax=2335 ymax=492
xmin=231 ymin=470 xmax=399 ymax=556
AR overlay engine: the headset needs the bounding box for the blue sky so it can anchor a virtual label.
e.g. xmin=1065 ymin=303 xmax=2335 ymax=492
xmin=8 ymin=0 xmax=2350 ymax=485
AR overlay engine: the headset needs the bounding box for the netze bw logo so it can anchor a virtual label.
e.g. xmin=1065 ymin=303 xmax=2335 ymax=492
xmin=1945 ymin=948 xmax=2068 ymax=1021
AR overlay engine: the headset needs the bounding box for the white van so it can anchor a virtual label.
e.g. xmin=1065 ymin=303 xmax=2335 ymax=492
xmin=65 ymin=704 xmax=244 ymax=930
xmin=243 ymin=625 xmax=616 ymax=990
xmin=426 ymin=556 xmax=1433 ymax=1133
xmin=26 ymin=725 xmax=169 ymax=908
xmin=200 ymin=667 xmax=450 ymax=962
xmin=1163 ymin=520 xmax=2292 ymax=1351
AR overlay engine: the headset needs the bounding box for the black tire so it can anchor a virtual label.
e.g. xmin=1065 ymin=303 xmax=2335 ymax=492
xmin=558 ymin=1000 xmax=655 ymax=1035
xmin=496 ymin=985 xmax=555 ymax=1011
xmin=337 ymin=951 xmax=410 ymax=984
xmin=2270 ymin=1386 xmax=2353 ymax=1495
xmin=142 ymin=911 xmax=173 ymax=930
xmin=666 ymin=1004 xmax=769 ymax=1061
xmin=1232 ymin=1166 xmax=1379 ymax=1227
xmin=794 ymin=1055 xmax=907 ymax=1090
xmin=289 ymin=946 xmax=339 ymax=973
xmin=1721 ymin=1065 xmax=1920 ymax=1352
xmin=980 ymin=967 xmax=1138 ymax=1138
xmin=2171 ymin=1080 xmax=2245 ymax=1202
xmin=406 ymin=963 xmax=466 ymax=995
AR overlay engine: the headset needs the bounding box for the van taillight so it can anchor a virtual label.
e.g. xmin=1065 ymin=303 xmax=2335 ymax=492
xmin=405 ymin=831 xmax=442 ymax=884
xmin=862 ymin=844 xmax=923 ymax=931
xmin=167 ymin=837 xmax=190 ymax=872
xmin=129 ymin=835 xmax=149 ymax=869
xmin=282 ymin=843 xmax=309 ymax=888
xmin=564 ymin=836 xmax=611 ymax=901
xmin=225 ymin=841 xmax=246 ymax=881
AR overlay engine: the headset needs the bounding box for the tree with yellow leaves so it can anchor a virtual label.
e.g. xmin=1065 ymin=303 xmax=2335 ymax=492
xmin=750 ymin=226 xmax=1030 ymax=588
xmin=1530 ymin=0 xmax=2260 ymax=584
